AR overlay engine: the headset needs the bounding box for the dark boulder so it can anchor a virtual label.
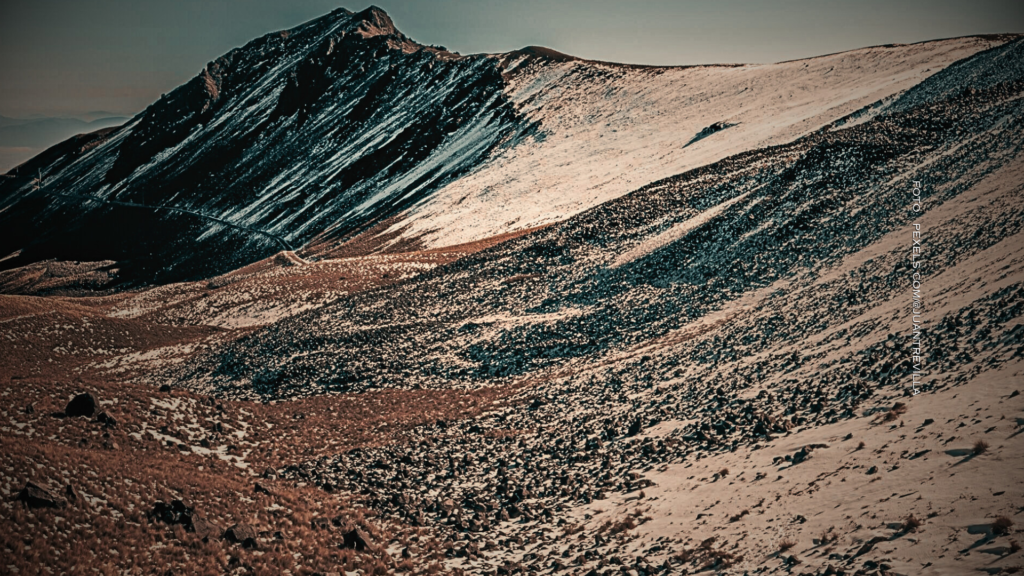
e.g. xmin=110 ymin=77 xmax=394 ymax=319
xmin=149 ymin=499 xmax=194 ymax=527
xmin=340 ymin=527 xmax=374 ymax=551
xmin=96 ymin=411 xmax=117 ymax=427
xmin=17 ymin=482 xmax=61 ymax=509
xmin=65 ymin=393 xmax=96 ymax=417
xmin=855 ymin=535 xmax=888 ymax=556
xmin=191 ymin=515 xmax=222 ymax=540
xmin=65 ymin=484 xmax=79 ymax=505
xmin=224 ymin=523 xmax=258 ymax=543
xmin=628 ymin=417 xmax=644 ymax=436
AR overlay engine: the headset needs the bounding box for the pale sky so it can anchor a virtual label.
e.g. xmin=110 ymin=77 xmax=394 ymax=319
xmin=1 ymin=0 xmax=1022 ymax=118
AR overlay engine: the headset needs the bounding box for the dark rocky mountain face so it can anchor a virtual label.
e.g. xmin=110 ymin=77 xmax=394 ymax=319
xmin=0 ymin=6 xmax=528 ymax=285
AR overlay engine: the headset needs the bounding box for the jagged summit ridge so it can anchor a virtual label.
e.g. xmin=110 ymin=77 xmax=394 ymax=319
xmin=0 ymin=5 xmax=528 ymax=284
xmin=350 ymin=5 xmax=401 ymax=39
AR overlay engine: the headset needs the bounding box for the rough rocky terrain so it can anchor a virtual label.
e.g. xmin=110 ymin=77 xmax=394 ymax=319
xmin=1 ymin=7 xmax=1023 ymax=576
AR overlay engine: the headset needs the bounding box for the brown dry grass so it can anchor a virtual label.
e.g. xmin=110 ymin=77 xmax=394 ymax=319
xmin=0 ymin=291 xmax=515 ymax=575
xmin=903 ymin=515 xmax=922 ymax=532
xmin=0 ymin=226 xmax=550 ymax=576
xmin=994 ymin=516 xmax=1014 ymax=536
xmin=0 ymin=371 xmax=482 ymax=575
xmin=729 ymin=509 xmax=750 ymax=522
xmin=598 ymin=515 xmax=638 ymax=536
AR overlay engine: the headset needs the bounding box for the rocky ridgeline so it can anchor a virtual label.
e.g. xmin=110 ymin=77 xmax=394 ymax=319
xmin=0 ymin=6 xmax=529 ymax=284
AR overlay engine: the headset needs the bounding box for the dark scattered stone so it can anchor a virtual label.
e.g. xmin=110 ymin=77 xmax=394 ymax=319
xmin=340 ymin=527 xmax=373 ymax=551
xmin=686 ymin=121 xmax=737 ymax=147
xmin=159 ymin=384 xmax=172 ymax=393
xmin=866 ymin=466 xmax=878 ymax=475
xmin=224 ymin=523 xmax=258 ymax=543
xmin=96 ymin=411 xmax=117 ymax=427
xmin=149 ymin=499 xmax=194 ymax=527
xmin=65 ymin=484 xmax=79 ymax=505
xmin=17 ymin=482 xmax=60 ymax=509
xmin=65 ymin=393 xmax=96 ymax=418
xmin=628 ymin=417 xmax=644 ymax=436
xmin=191 ymin=515 xmax=221 ymax=541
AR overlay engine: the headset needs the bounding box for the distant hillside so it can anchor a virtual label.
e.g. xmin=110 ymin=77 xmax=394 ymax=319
xmin=0 ymin=115 xmax=128 ymax=172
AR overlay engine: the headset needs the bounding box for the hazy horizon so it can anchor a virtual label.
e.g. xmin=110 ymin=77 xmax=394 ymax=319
xmin=1 ymin=0 xmax=1022 ymax=119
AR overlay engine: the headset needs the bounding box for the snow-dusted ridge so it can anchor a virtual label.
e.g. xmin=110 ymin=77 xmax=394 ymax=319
xmin=0 ymin=6 xmax=1013 ymax=284
xmin=397 ymin=35 xmax=1010 ymax=249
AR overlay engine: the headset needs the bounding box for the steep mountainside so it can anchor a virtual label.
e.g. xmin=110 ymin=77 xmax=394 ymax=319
xmin=187 ymin=38 xmax=1024 ymax=399
xmin=0 ymin=6 xmax=1008 ymax=285
xmin=0 ymin=6 xmax=528 ymax=284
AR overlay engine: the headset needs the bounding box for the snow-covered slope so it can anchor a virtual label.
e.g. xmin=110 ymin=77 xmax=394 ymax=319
xmin=0 ymin=4 xmax=1011 ymax=284
xmin=396 ymin=37 xmax=1007 ymax=249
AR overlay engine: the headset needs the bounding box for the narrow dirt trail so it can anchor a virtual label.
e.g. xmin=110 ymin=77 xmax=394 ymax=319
xmin=49 ymin=191 xmax=297 ymax=251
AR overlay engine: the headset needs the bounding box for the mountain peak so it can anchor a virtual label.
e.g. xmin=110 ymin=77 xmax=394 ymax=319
xmin=351 ymin=5 xmax=398 ymax=39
